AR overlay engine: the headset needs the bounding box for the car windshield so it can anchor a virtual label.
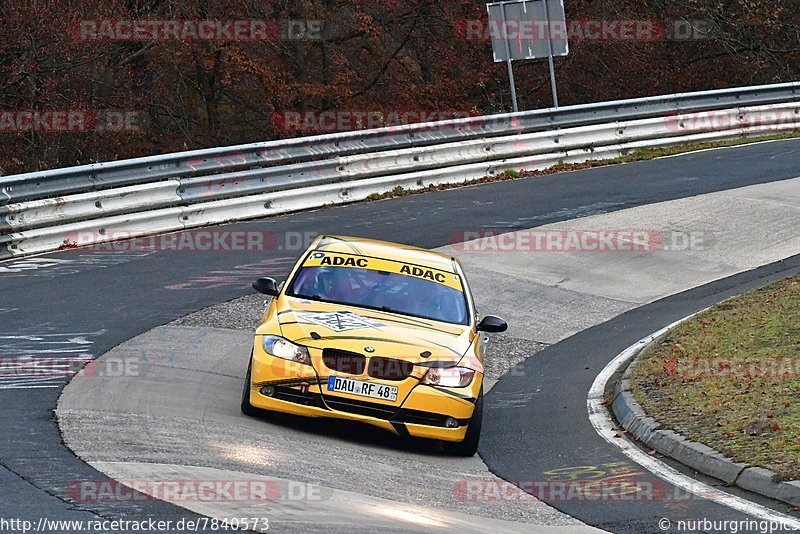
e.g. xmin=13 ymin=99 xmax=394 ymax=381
xmin=288 ymin=265 xmax=469 ymax=325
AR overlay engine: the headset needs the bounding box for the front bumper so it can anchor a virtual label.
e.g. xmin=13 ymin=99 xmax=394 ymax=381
xmin=249 ymin=347 xmax=481 ymax=442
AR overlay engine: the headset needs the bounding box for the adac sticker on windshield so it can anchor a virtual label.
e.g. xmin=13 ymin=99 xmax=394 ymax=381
xmin=303 ymin=253 xmax=462 ymax=290
xmin=399 ymin=264 xmax=447 ymax=284
xmin=296 ymin=311 xmax=383 ymax=333
xmin=304 ymin=253 xmax=369 ymax=268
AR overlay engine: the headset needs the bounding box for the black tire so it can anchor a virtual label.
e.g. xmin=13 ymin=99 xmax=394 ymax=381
xmin=241 ymin=356 xmax=260 ymax=417
xmin=443 ymin=388 xmax=483 ymax=457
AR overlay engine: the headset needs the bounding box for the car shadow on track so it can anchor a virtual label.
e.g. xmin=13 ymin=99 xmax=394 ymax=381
xmin=247 ymin=407 xmax=457 ymax=457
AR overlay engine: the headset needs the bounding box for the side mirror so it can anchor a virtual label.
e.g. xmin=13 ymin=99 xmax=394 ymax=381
xmin=476 ymin=315 xmax=508 ymax=333
xmin=253 ymin=277 xmax=280 ymax=297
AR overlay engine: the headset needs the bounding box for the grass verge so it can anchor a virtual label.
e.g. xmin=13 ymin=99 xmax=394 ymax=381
xmin=630 ymin=275 xmax=800 ymax=481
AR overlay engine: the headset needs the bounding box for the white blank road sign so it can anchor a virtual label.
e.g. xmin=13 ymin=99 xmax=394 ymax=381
xmin=487 ymin=0 xmax=568 ymax=62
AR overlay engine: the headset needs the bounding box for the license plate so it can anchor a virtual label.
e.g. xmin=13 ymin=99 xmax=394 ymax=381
xmin=327 ymin=376 xmax=398 ymax=402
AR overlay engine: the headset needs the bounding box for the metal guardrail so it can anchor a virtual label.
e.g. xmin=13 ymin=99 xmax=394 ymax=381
xmin=2 ymin=81 xmax=799 ymax=206
xmin=0 ymin=82 xmax=798 ymax=259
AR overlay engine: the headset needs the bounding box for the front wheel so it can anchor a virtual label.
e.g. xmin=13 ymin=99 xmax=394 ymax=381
xmin=240 ymin=356 xmax=260 ymax=417
xmin=443 ymin=388 xmax=483 ymax=456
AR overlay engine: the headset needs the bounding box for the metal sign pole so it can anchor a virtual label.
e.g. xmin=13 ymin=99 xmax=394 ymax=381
xmin=541 ymin=0 xmax=560 ymax=108
xmin=506 ymin=61 xmax=519 ymax=113
xmin=500 ymin=3 xmax=519 ymax=112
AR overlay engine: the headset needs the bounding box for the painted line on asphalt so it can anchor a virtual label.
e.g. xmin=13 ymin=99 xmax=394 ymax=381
xmin=654 ymin=137 xmax=800 ymax=160
xmin=0 ymin=385 xmax=62 ymax=390
xmin=587 ymin=312 xmax=800 ymax=529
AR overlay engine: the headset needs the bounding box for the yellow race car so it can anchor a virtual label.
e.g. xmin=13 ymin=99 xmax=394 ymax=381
xmin=241 ymin=235 xmax=507 ymax=455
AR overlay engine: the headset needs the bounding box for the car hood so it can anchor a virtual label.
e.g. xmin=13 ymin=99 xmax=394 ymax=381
xmin=265 ymin=297 xmax=474 ymax=363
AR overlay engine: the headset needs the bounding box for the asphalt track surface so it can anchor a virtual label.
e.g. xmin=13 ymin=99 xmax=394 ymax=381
xmin=1 ymin=139 xmax=800 ymax=531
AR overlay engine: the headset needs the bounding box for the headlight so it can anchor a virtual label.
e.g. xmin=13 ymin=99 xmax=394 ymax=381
xmin=421 ymin=366 xmax=475 ymax=388
xmin=262 ymin=335 xmax=311 ymax=365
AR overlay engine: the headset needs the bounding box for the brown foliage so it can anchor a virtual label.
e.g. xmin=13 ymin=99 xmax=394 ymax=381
xmin=0 ymin=0 xmax=797 ymax=174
